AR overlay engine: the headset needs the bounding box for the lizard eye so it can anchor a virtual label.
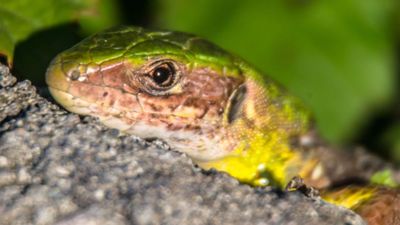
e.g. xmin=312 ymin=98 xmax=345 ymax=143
xmin=139 ymin=59 xmax=181 ymax=95
xmin=149 ymin=62 xmax=175 ymax=87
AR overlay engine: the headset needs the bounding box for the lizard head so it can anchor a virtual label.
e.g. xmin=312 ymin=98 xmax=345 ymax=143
xmin=46 ymin=26 xmax=312 ymax=186
xmin=46 ymin=26 xmax=248 ymax=161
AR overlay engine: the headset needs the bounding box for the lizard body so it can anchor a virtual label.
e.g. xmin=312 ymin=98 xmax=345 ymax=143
xmin=46 ymin=26 xmax=399 ymax=224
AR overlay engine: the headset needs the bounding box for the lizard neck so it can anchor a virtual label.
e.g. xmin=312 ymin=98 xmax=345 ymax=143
xmin=198 ymin=77 xmax=314 ymax=187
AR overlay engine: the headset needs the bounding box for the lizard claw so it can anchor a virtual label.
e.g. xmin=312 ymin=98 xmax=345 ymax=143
xmin=285 ymin=176 xmax=320 ymax=199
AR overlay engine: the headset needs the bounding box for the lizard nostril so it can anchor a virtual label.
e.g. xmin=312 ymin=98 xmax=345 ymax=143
xmin=69 ymin=70 xmax=80 ymax=81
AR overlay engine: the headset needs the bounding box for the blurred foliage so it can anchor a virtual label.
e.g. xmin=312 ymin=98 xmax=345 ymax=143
xmin=78 ymin=0 xmax=120 ymax=34
xmin=370 ymin=169 xmax=398 ymax=188
xmin=156 ymin=0 xmax=397 ymax=144
xmin=382 ymin=123 xmax=400 ymax=162
xmin=0 ymin=0 xmax=120 ymax=81
xmin=0 ymin=0 xmax=93 ymax=65
xmin=0 ymin=0 xmax=399 ymax=163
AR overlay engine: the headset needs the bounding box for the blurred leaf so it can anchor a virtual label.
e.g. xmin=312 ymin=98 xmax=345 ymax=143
xmin=156 ymin=0 xmax=396 ymax=143
xmin=370 ymin=169 xmax=398 ymax=187
xmin=79 ymin=0 xmax=120 ymax=35
xmin=0 ymin=0 xmax=117 ymax=66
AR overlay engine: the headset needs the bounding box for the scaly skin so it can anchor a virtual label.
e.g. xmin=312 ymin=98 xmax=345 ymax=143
xmin=46 ymin=26 xmax=399 ymax=224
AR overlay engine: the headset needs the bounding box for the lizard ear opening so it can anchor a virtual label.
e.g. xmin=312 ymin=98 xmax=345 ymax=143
xmin=226 ymin=84 xmax=247 ymax=124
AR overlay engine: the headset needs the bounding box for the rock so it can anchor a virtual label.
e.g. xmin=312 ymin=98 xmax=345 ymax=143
xmin=0 ymin=64 xmax=365 ymax=225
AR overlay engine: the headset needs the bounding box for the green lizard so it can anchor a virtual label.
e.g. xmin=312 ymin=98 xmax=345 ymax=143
xmin=46 ymin=26 xmax=399 ymax=225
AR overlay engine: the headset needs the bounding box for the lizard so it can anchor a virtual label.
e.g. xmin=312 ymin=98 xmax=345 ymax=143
xmin=45 ymin=26 xmax=400 ymax=225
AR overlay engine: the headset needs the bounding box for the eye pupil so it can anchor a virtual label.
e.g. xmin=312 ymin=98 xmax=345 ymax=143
xmin=154 ymin=67 xmax=170 ymax=83
xmin=151 ymin=64 xmax=174 ymax=86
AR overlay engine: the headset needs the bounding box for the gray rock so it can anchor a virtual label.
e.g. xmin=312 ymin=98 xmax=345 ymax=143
xmin=0 ymin=64 xmax=365 ymax=225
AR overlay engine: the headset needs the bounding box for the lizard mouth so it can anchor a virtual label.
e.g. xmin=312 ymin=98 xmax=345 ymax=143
xmin=48 ymin=87 xmax=94 ymax=115
xmin=48 ymin=85 xmax=228 ymax=161
xmin=48 ymin=86 xmax=143 ymax=132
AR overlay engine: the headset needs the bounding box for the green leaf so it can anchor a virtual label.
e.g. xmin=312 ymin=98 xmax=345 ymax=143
xmin=370 ymin=169 xmax=398 ymax=187
xmin=0 ymin=0 xmax=118 ymax=66
xmin=78 ymin=0 xmax=121 ymax=35
xmin=157 ymin=0 xmax=396 ymax=142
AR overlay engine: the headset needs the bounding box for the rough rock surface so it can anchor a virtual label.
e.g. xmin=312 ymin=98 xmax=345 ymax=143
xmin=0 ymin=64 xmax=365 ymax=225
